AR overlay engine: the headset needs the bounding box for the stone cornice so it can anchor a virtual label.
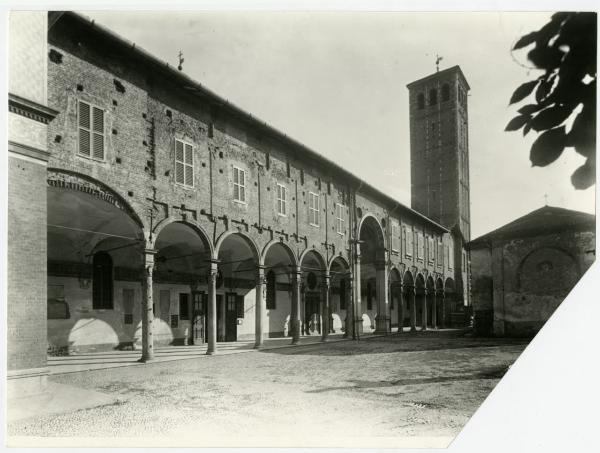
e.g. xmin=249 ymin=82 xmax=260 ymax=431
xmin=8 ymin=93 xmax=59 ymax=124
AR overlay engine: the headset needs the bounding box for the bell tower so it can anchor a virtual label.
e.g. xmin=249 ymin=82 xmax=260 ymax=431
xmin=407 ymin=65 xmax=471 ymax=240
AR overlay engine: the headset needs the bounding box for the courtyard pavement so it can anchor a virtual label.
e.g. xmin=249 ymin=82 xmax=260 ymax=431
xmin=7 ymin=332 xmax=528 ymax=448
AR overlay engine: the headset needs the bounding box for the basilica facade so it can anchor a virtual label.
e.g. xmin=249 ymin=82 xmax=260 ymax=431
xmin=7 ymin=11 xmax=471 ymax=396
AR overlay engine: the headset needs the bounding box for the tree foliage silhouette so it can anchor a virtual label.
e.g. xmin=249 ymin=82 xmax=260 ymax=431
xmin=506 ymin=12 xmax=596 ymax=189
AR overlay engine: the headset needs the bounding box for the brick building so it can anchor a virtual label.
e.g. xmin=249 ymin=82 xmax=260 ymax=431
xmin=469 ymin=206 xmax=595 ymax=337
xmin=7 ymin=11 xmax=472 ymax=396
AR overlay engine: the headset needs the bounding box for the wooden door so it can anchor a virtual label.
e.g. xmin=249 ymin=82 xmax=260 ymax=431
xmin=191 ymin=291 xmax=207 ymax=344
xmin=225 ymin=293 xmax=237 ymax=342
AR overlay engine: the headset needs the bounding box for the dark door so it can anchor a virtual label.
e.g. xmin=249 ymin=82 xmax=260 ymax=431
xmin=216 ymin=294 xmax=224 ymax=341
xmin=304 ymin=292 xmax=321 ymax=335
xmin=191 ymin=291 xmax=206 ymax=344
xmin=225 ymin=293 xmax=237 ymax=342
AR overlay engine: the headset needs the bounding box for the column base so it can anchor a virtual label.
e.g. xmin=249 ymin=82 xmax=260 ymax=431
xmin=206 ymin=350 xmax=216 ymax=356
xmin=138 ymin=355 xmax=154 ymax=363
xmin=7 ymin=367 xmax=49 ymax=400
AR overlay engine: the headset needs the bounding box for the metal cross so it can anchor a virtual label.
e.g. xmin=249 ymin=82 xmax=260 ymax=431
xmin=178 ymin=51 xmax=185 ymax=71
xmin=435 ymin=54 xmax=443 ymax=72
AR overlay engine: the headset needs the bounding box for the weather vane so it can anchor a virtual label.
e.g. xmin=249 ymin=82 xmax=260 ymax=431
xmin=435 ymin=54 xmax=443 ymax=72
xmin=178 ymin=51 xmax=185 ymax=71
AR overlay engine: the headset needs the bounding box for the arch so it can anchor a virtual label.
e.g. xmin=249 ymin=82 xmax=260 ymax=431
xmin=444 ymin=277 xmax=455 ymax=293
xmin=389 ymin=267 xmax=402 ymax=282
xmin=261 ymin=239 xmax=298 ymax=268
xmin=215 ymin=230 xmax=261 ymax=263
xmin=402 ymin=270 xmax=414 ymax=287
xmin=426 ymin=275 xmax=435 ymax=291
xmin=516 ymin=246 xmax=580 ymax=294
xmin=298 ymin=248 xmax=327 ymax=271
xmin=357 ymin=213 xmax=386 ymax=249
xmin=328 ymin=254 xmax=350 ymax=273
xmin=152 ymin=217 xmax=213 ymax=256
xmin=436 ymin=277 xmax=444 ymax=292
xmin=429 ymin=88 xmax=438 ymax=105
xmin=47 ymin=168 xmax=145 ymax=230
xmin=415 ymin=273 xmax=426 ymax=288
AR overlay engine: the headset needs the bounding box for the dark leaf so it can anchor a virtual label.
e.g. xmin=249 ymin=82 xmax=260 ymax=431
xmin=535 ymin=75 xmax=556 ymax=103
xmin=505 ymin=115 xmax=530 ymax=131
xmin=527 ymin=46 xmax=564 ymax=70
xmin=568 ymin=106 xmax=596 ymax=158
xmin=510 ymin=80 xmax=539 ymax=104
xmin=530 ymin=104 xmax=574 ymax=131
xmin=530 ymin=126 xmax=567 ymax=166
xmin=513 ymin=31 xmax=538 ymax=50
xmin=518 ymin=104 xmax=544 ymax=115
xmin=523 ymin=122 xmax=532 ymax=136
xmin=571 ymin=158 xmax=596 ymax=190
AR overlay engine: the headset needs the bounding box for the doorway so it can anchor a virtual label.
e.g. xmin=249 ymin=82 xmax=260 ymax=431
xmin=304 ymin=292 xmax=321 ymax=335
xmin=191 ymin=291 xmax=207 ymax=344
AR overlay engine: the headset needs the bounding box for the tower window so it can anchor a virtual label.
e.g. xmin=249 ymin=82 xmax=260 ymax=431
xmin=92 ymin=252 xmax=113 ymax=309
xmin=442 ymin=83 xmax=450 ymax=101
xmin=417 ymin=93 xmax=425 ymax=110
xmin=429 ymin=89 xmax=438 ymax=106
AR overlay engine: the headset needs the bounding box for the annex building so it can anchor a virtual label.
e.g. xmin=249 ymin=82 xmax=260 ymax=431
xmin=7 ymin=11 xmax=472 ymax=397
xmin=470 ymin=206 xmax=595 ymax=337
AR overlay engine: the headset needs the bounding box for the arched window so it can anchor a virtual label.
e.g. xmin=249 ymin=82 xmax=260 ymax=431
xmin=429 ymin=89 xmax=438 ymax=106
xmin=442 ymin=83 xmax=450 ymax=101
xmin=417 ymin=93 xmax=425 ymax=110
xmin=339 ymin=278 xmax=346 ymax=310
xmin=266 ymin=270 xmax=276 ymax=309
xmin=92 ymin=251 xmax=113 ymax=309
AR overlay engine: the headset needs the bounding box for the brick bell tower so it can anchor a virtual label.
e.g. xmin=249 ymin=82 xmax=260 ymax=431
xmin=407 ymin=65 xmax=471 ymax=307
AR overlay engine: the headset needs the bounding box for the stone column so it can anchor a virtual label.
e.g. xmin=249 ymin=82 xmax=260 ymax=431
xmin=254 ymin=265 xmax=266 ymax=349
xmin=141 ymin=248 xmax=157 ymax=362
xmin=432 ymin=290 xmax=438 ymax=329
xmin=344 ymin=275 xmax=355 ymax=339
xmin=398 ymin=284 xmax=404 ymax=333
xmin=422 ymin=289 xmax=428 ymax=331
xmin=354 ymin=245 xmax=363 ymax=335
xmin=409 ymin=286 xmax=417 ymax=332
xmin=321 ymin=271 xmax=331 ymax=342
xmin=374 ymin=261 xmax=390 ymax=334
xmin=206 ymin=259 xmax=219 ymax=355
xmin=291 ymin=268 xmax=302 ymax=344
xmin=440 ymin=291 xmax=447 ymax=329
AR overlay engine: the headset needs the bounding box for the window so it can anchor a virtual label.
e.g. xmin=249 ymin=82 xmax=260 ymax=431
xmin=417 ymin=233 xmax=425 ymax=260
xmin=233 ymin=167 xmax=246 ymax=202
xmin=309 ymin=192 xmax=319 ymax=226
xmin=417 ymin=93 xmax=425 ymax=110
xmin=175 ymin=139 xmax=194 ymax=186
xmin=391 ymin=222 xmax=399 ymax=251
xmin=92 ymin=252 xmax=113 ymax=309
xmin=335 ymin=203 xmax=345 ymax=234
xmin=339 ymin=279 xmax=346 ymax=310
xmin=277 ymin=184 xmax=287 ymax=216
xmin=442 ymin=83 xmax=450 ymax=101
xmin=78 ymin=100 xmax=105 ymax=159
xmin=179 ymin=293 xmax=190 ymax=320
xmin=428 ymin=237 xmax=435 ymax=263
xmin=266 ymin=270 xmax=276 ymax=309
xmin=429 ymin=88 xmax=438 ymax=105
xmin=404 ymin=226 xmax=413 ymax=257
xmin=447 ymin=245 xmax=454 ymax=269
xmin=437 ymin=241 xmax=443 ymax=267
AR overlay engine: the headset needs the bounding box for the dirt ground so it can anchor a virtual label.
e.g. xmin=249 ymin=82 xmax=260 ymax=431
xmin=8 ymin=333 xmax=528 ymax=446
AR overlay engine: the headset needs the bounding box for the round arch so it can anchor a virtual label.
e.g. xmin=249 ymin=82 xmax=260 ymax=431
xmin=357 ymin=213 xmax=386 ymax=250
xmin=299 ymin=248 xmax=327 ymax=272
xmin=152 ymin=217 xmax=213 ymax=256
xmin=403 ymin=270 xmax=414 ymax=287
xmin=48 ymin=168 xmax=145 ymax=231
xmin=214 ymin=230 xmax=261 ymax=263
xmin=261 ymin=239 xmax=298 ymax=268
xmin=328 ymin=254 xmax=350 ymax=273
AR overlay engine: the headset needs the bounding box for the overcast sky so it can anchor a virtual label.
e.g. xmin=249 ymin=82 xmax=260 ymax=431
xmin=85 ymin=10 xmax=596 ymax=238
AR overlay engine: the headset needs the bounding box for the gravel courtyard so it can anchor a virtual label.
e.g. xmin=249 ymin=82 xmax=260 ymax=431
xmin=8 ymin=334 xmax=527 ymax=446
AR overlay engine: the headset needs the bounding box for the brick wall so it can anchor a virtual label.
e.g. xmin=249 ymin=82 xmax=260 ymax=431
xmin=7 ymin=156 xmax=48 ymax=371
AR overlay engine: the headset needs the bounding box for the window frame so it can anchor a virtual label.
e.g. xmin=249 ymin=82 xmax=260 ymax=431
xmin=308 ymin=191 xmax=320 ymax=227
xmin=335 ymin=203 xmax=345 ymax=235
xmin=174 ymin=138 xmax=195 ymax=188
xmin=404 ymin=225 xmax=413 ymax=258
xmin=233 ymin=166 xmax=247 ymax=204
xmin=276 ymin=183 xmax=287 ymax=217
xmin=391 ymin=221 xmax=399 ymax=252
xmin=77 ymin=100 xmax=105 ymax=161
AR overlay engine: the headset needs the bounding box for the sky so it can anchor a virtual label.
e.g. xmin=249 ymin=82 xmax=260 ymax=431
xmin=83 ymin=10 xmax=597 ymax=238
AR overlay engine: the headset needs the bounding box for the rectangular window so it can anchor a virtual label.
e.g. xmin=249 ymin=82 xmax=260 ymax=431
xmin=175 ymin=139 xmax=194 ymax=187
xmin=179 ymin=293 xmax=190 ymax=320
xmin=437 ymin=241 xmax=443 ymax=267
xmin=78 ymin=100 xmax=105 ymax=160
xmin=335 ymin=203 xmax=345 ymax=234
xmin=417 ymin=233 xmax=425 ymax=260
xmin=309 ymin=192 xmax=319 ymax=226
xmin=236 ymin=295 xmax=245 ymax=318
xmin=447 ymin=245 xmax=454 ymax=270
xmin=277 ymin=183 xmax=287 ymax=216
xmin=170 ymin=314 xmax=179 ymax=328
xmin=233 ymin=167 xmax=246 ymax=202
xmin=404 ymin=226 xmax=413 ymax=258
xmin=428 ymin=237 xmax=435 ymax=263
xmin=391 ymin=222 xmax=399 ymax=251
